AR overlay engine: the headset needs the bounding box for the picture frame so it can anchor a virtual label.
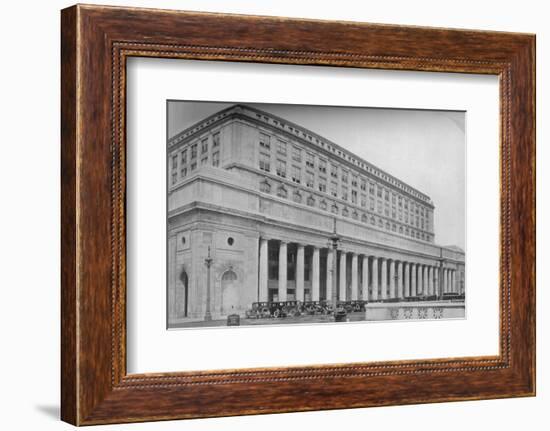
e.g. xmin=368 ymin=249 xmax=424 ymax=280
xmin=61 ymin=4 xmax=535 ymax=425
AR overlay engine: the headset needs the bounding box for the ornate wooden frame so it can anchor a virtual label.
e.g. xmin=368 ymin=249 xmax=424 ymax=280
xmin=61 ymin=4 xmax=535 ymax=425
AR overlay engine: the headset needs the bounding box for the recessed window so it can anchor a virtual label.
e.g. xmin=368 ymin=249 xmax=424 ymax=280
xmin=181 ymin=236 xmax=186 ymax=245
xmin=227 ymin=237 xmax=234 ymax=246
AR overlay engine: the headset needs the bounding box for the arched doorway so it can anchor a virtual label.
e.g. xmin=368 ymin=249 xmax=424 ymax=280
xmin=176 ymin=271 xmax=188 ymax=318
xmin=221 ymin=270 xmax=238 ymax=314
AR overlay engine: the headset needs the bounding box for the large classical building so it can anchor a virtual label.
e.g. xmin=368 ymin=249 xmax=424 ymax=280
xmin=167 ymin=104 xmax=465 ymax=325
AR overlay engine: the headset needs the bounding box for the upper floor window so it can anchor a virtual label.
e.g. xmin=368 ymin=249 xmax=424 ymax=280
xmin=331 ymin=182 xmax=338 ymax=197
xmin=318 ymin=178 xmax=327 ymax=193
xmin=181 ymin=150 xmax=187 ymax=165
xmin=384 ymin=190 xmax=390 ymax=201
xmin=319 ymin=159 xmax=327 ymax=174
xmin=201 ymin=155 xmax=208 ymax=166
xmin=376 ymin=186 xmax=382 ymax=198
xmin=191 ymin=144 xmax=197 ymax=159
xmin=361 ymin=194 xmax=366 ymax=207
xmin=259 ymin=153 xmax=270 ymax=172
xmin=212 ymin=132 xmax=220 ymax=147
xmin=277 ymin=139 xmax=287 ymax=155
xmin=369 ymin=183 xmax=375 ymax=195
xmin=306 ymin=171 xmax=314 ymax=188
xmin=172 ymin=155 xmax=178 ymax=170
xmin=259 ymin=133 xmax=271 ymax=150
xmin=369 ymin=198 xmax=375 ymax=211
xmin=276 ymin=159 xmax=286 ymax=178
xmin=181 ymin=167 xmax=187 ymax=178
xmin=342 ymin=186 xmax=348 ymax=201
xmin=360 ymin=179 xmax=366 ymax=191
xmin=330 ymin=164 xmax=338 ymax=178
xmin=201 ymin=138 xmax=208 ymax=154
xmin=292 ymin=147 xmax=301 ymax=162
xmin=351 ymin=190 xmax=358 ymax=204
xmin=190 ymin=162 xmax=197 ymax=171
xmin=341 ymin=170 xmax=348 ymax=183
xmin=291 ymin=166 xmax=301 ymax=184
xmin=306 ymin=153 xmax=314 ymax=168
xmin=212 ymin=151 xmax=220 ymax=167
xmin=171 ymin=171 xmax=177 ymax=184
xmin=351 ymin=175 xmax=358 ymax=187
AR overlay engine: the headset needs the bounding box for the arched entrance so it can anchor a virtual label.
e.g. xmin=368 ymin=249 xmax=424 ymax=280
xmin=221 ymin=270 xmax=238 ymax=314
xmin=176 ymin=271 xmax=188 ymax=318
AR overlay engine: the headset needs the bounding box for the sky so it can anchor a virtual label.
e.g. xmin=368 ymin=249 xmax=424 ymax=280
xmin=168 ymin=101 xmax=466 ymax=249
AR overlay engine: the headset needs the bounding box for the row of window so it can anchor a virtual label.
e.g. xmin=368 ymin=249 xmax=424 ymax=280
xmin=258 ymin=133 xmax=429 ymax=218
xmin=256 ymin=109 xmax=427 ymax=200
xmin=170 ymin=132 xmax=222 ymax=184
xmin=259 ymin=151 xmax=429 ymax=229
xmin=259 ymin=179 xmax=433 ymax=242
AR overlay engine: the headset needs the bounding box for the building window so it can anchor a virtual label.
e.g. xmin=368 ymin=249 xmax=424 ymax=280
xmin=369 ymin=183 xmax=375 ymax=195
xmin=370 ymin=198 xmax=375 ymax=211
xmin=362 ymin=213 xmax=368 ymax=223
xmin=352 ymin=175 xmax=358 ymax=187
xmin=276 ymin=160 xmax=286 ymax=178
xmin=331 ymin=182 xmax=338 ymax=197
xmin=306 ymin=171 xmax=314 ymax=188
xmin=341 ymin=170 xmax=348 ymax=183
xmin=306 ymin=153 xmax=314 ymax=168
xmin=259 ymin=133 xmax=271 ymax=150
xmin=370 ymin=216 xmax=375 ymax=225
xmin=172 ymin=155 xmax=178 ymax=170
xmin=319 ymin=159 xmax=327 ymax=174
xmin=399 ymin=226 xmax=403 ymax=234
xmin=385 ymin=190 xmax=390 ymax=201
xmin=392 ymin=208 xmax=396 ymax=219
xmin=293 ymin=190 xmax=302 ymax=203
xmin=392 ymin=194 xmax=396 ymax=204
xmin=191 ymin=144 xmax=197 ymax=158
xmin=181 ymin=150 xmax=187 ymax=165
xmin=352 ymin=211 xmax=358 ymax=220
xmin=212 ymin=151 xmax=220 ymax=167
xmin=320 ymin=200 xmax=327 ymax=210
xmin=277 ymin=139 xmax=287 ymax=155
xmin=378 ymin=219 xmax=383 ymax=228
xmin=330 ymin=164 xmax=338 ymax=178
xmin=361 ymin=194 xmax=366 ymax=207
xmin=171 ymin=171 xmax=177 ymax=184
xmin=351 ymin=190 xmax=357 ymax=204
xmin=181 ymin=167 xmax=187 ymax=178
xmin=190 ymin=162 xmax=197 ymax=171
xmin=201 ymin=138 xmax=208 ymax=154
xmin=213 ymin=132 xmax=220 ymax=147
xmin=318 ymin=178 xmax=327 ymax=193
xmin=392 ymin=224 xmax=396 ymax=232
xmin=342 ymin=186 xmax=348 ymax=201
xmin=292 ymin=146 xmax=301 ymax=162
xmin=376 ymin=186 xmax=382 ymax=198
xmin=259 ymin=152 xmax=270 ymax=172
xmin=201 ymin=156 xmax=208 ymax=165
xmin=386 ymin=222 xmax=390 ymax=230
xmin=404 ymin=200 xmax=409 ymax=210
xmin=291 ymin=166 xmax=301 ymax=183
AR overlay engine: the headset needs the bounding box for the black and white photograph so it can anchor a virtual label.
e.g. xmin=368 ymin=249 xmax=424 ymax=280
xmin=166 ymin=102 xmax=466 ymax=329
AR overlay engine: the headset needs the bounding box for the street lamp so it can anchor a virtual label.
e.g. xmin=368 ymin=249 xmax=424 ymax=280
xmin=204 ymin=246 xmax=213 ymax=321
xmin=329 ymin=217 xmax=340 ymax=310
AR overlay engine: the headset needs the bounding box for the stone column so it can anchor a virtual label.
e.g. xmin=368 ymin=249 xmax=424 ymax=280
xmin=404 ymin=262 xmax=410 ymax=297
xmin=424 ymin=265 xmax=430 ymax=296
xmin=326 ymin=248 xmax=334 ymax=302
xmin=371 ymin=257 xmax=379 ymax=301
xmin=351 ymin=253 xmax=358 ymax=300
xmin=416 ymin=265 xmax=423 ymax=296
xmin=451 ymin=269 xmax=456 ymax=293
xmin=312 ymin=246 xmax=320 ymax=301
xmin=362 ymin=256 xmax=369 ymax=300
xmin=259 ymin=238 xmax=269 ymax=302
xmin=339 ymin=251 xmax=347 ymax=301
xmin=411 ymin=263 xmax=417 ymax=296
xmin=443 ymin=268 xmax=448 ymax=293
xmin=428 ymin=266 xmax=434 ymax=296
xmin=397 ymin=261 xmax=404 ymax=299
xmin=380 ymin=258 xmax=387 ymax=300
xmin=296 ymin=244 xmax=305 ymax=302
xmin=435 ymin=266 xmax=440 ymax=296
xmin=278 ymin=241 xmax=287 ymax=301
xmin=389 ymin=260 xmax=396 ymax=299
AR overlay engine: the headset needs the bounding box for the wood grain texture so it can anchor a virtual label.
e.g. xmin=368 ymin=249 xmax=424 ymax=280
xmin=60 ymin=4 xmax=536 ymax=425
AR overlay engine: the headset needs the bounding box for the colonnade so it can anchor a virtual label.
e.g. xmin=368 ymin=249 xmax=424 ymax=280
xmin=258 ymin=238 xmax=460 ymax=302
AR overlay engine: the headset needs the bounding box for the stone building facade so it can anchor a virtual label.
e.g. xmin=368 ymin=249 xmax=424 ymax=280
xmin=167 ymin=104 xmax=465 ymax=325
